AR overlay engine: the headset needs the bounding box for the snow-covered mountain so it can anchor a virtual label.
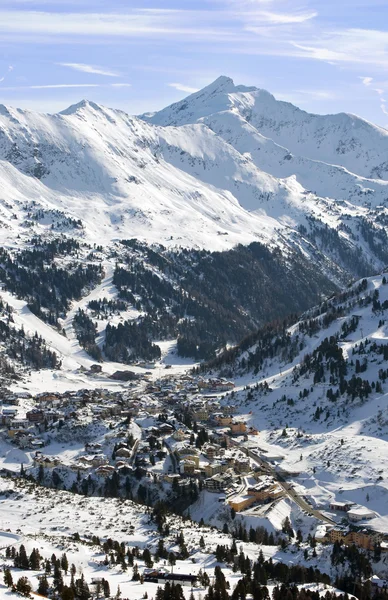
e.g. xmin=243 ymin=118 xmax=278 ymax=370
xmin=0 ymin=77 xmax=387 ymax=280
xmin=145 ymin=75 xmax=388 ymax=181
xmin=0 ymin=101 xmax=283 ymax=251
xmin=1 ymin=76 xmax=388 ymax=375
xmin=0 ymin=81 xmax=387 ymax=541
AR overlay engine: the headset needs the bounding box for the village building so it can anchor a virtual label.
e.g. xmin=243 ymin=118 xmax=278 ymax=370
xmin=328 ymin=527 xmax=382 ymax=550
xmin=204 ymin=471 xmax=234 ymax=493
xmin=26 ymin=409 xmax=45 ymax=423
xmin=204 ymin=462 xmax=222 ymax=478
xmin=230 ymin=421 xmax=247 ymax=436
xmin=347 ymin=507 xmax=376 ymax=522
xmin=329 ymin=501 xmax=354 ymax=512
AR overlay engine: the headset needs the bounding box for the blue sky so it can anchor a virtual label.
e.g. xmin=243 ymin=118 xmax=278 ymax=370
xmin=0 ymin=0 xmax=388 ymax=125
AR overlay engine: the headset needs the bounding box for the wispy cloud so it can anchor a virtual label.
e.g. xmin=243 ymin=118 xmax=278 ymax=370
xmin=0 ymin=7 xmax=387 ymax=80
xmin=291 ymin=29 xmax=388 ymax=68
xmin=358 ymin=75 xmax=388 ymax=118
xmin=247 ymin=10 xmax=317 ymax=26
xmin=168 ymin=82 xmax=199 ymax=93
xmin=275 ymin=88 xmax=337 ymax=105
xmin=58 ymin=62 xmax=121 ymax=77
xmin=0 ymin=82 xmax=130 ymax=90
xmin=0 ymin=10 xmax=233 ymax=38
xmin=295 ymin=89 xmax=337 ymax=100
xmin=360 ymin=76 xmax=373 ymax=86
xmin=216 ymin=0 xmax=276 ymax=6
xmin=0 ymin=64 xmax=14 ymax=85
xmin=0 ymin=8 xmax=318 ymax=41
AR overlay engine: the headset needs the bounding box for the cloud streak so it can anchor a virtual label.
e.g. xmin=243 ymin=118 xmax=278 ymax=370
xmin=168 ymin=82 xmax=199 ymax=93
xmin=0 ymin=64 xmax=14 ymax=85
xmin=290 ymin=29 xmax=388 ymax=68
xmin=0 ymin=82 xmax=131 ymax=90
xmin=0 ymin=8 xmax=317 ymax=40
xmin=58 ymin=62 xmax=121 ymax=77
xmin=247 ymin=10 xmax=317 ymax=25
xmin=359 ymin=75 xmax=388 ymax=118
xmin=360 ymin=76 xmax=373 ymax=86
xmin=0 ymin=7 xmax=387 ymax=79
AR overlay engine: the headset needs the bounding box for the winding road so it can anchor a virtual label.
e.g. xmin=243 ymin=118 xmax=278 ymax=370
xmin=244 ymin=447 xmax=335 ymax=525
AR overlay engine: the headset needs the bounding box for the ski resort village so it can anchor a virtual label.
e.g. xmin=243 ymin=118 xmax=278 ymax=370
xmin=0 ymin=271 xmax=387 ymax=599
xmin=0 ymin=73 xmax=388 ymax=599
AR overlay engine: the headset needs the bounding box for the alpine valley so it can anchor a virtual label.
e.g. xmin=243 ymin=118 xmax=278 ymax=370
xmin=0 ymin=77 xmax=387 ymax=600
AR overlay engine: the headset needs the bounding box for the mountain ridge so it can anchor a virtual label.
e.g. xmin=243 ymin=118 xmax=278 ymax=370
xmin=144 ymin=76 xmax=388 ymax=180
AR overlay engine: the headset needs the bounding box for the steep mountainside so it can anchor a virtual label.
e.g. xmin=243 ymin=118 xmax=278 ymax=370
xmin=144 ymin=77 xmax=388 ymax=279
xmin=0 ymin=236 xmax=336 ymax=376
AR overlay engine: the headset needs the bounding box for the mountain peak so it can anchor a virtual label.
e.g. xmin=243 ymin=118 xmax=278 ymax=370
xmin=203 ymin=75 xmax=235 ymax=93
xmin=60 ymin=99 xmax=103 ymax=116
xmin=196 ymin=75 xmax=259 ymax=97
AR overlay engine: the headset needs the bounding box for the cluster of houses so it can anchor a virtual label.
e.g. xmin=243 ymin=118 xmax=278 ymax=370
xmin=310 ymin=501 xmax=386 ymax=554
xmin=141 ymin=385 xmax=284 ymax=513
xmin=1 ymin=375 xmax=387 ymax=568
xmin=0 ymin=387 xmax=150 ymax=453
xmin=0 ymin=372 xmax=289 ymax=519
xmin=227 ymin=475 xmax=284 ymax=512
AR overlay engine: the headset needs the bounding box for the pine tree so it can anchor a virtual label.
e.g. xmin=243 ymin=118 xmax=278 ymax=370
xmin=62 ymin=586 xmax=75 ymax=600
xmin=75 ymin=574 xmax=90 ymax=600
xmin=38 ymin=574 xmax=49 ymax=596
xmin=143 ymin=548 xmax=153 ymax=568
xmin=103 ymin=579 xmax=110 ymax=598
xmin=61 ymin=553 xmax=69 ymax=574
xmin=53 ymin=560 xmax=64 ymax=593
xmin=168 ymin=552 xmax=176 ymax=567
xmin=29 ymin=548 xmax=40 ymax=570
xmin=3 ymin=568 xmax=13 ymax=588
xmin=16 ymin=544 xmax=29 ymax=569
xmin=38 ymin=463 xmax=44 ymax=483
xmin=16 ymin=576 xmax=32 ymax=597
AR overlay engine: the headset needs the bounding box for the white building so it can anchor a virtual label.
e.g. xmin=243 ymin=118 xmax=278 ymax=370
xmin=347 ymin=507 xmax=375 ymax=522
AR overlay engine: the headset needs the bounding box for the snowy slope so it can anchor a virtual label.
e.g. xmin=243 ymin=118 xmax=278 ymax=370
xmin=198 ymin=110 xmax=388 ymax=207
xmin=0 ymin=102 xmax=288 ymax=251
xmin=0 ymin=477 xmax=360 ymax=599
xmin=213 ymin=274 xmax=388 ymax=532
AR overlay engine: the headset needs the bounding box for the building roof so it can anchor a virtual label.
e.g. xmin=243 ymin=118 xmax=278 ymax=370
xmin=348 ymin=507 xmax=375 ymax=517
